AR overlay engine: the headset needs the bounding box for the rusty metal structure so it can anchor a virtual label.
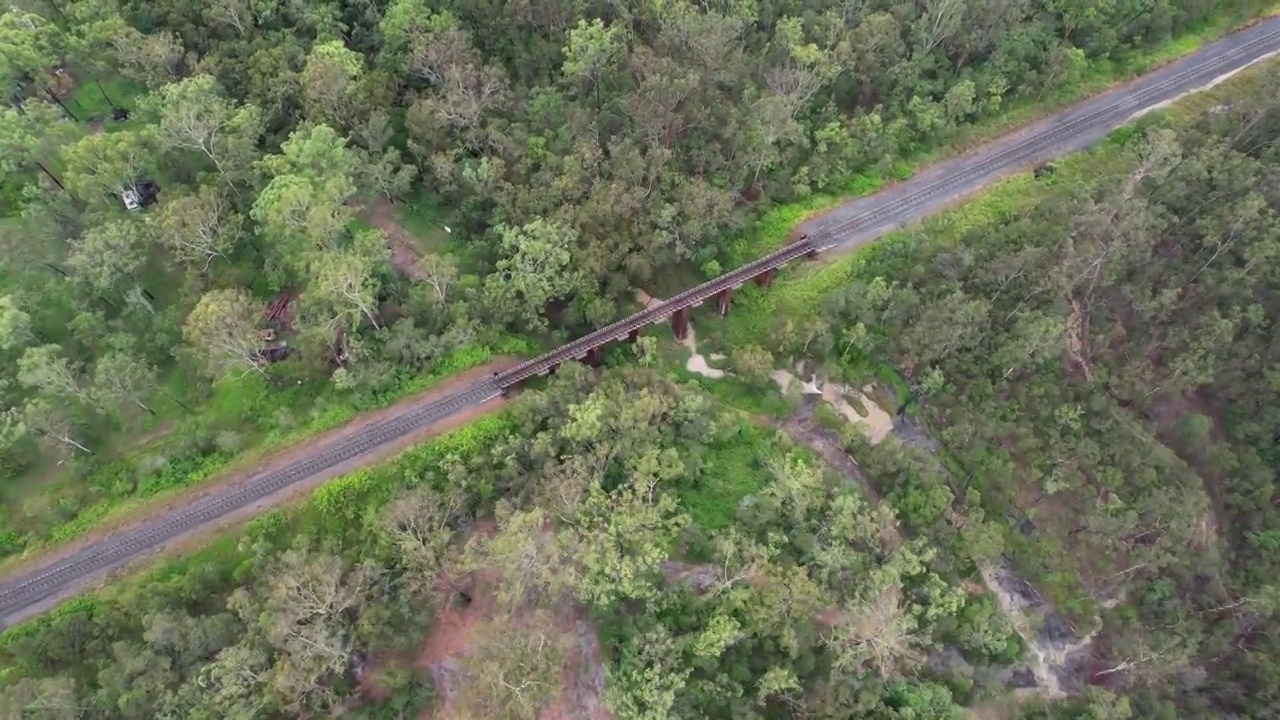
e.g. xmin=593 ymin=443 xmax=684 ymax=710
xmin=494 ymin=235 xmax=818 ymax=387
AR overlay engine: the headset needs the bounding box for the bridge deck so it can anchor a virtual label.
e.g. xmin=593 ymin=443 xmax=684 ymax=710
xmin=495 ymin=237 xmax=816 ymax=386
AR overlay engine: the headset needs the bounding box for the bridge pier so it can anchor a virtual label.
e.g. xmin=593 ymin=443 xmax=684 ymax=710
xmin=586 ymin=346 xmax=603 ymax=366
xmin=715 ymin=288 xmax=732 ymax=317
xmin=628 ymin=329 xmax=639 ymax=344
xmin=754 ymin=269 xmax=775 ymax=289
xmin=671 ymin=307 xmax=690 ymax=341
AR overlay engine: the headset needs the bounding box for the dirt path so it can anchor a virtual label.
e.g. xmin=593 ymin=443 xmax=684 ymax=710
xmin=0 ymin=360 xmax=518 ymax=624
xmin=363 ymin=198 xmax=427 ymax=280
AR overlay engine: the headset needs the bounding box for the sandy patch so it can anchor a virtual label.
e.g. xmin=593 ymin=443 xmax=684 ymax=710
xmin=636 ymin=290 xmax=726 ymax=379
xmin=771 ymin=367 xmax=894 ymax=444
xmin=681 ymin=323 xmax=725 ymax=379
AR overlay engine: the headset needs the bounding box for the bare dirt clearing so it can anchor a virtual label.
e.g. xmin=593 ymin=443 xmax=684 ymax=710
xmin=412 ymin=561 xmax=614 ymax=720
xmin=363 ymin=198 xmax=429 ymax=280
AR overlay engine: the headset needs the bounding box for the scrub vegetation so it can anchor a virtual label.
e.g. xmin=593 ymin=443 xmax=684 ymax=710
xmin=1 ymin=0 xmax=1278 ymax=719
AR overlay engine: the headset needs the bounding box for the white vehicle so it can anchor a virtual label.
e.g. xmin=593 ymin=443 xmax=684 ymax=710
xmin=119 ymin=181 xmax=158 ymax=211
xmin=121 ymin=188 xmax=142 ymax=211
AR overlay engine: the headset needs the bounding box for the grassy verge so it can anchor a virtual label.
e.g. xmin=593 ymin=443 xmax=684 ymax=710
xmin=0 ymin=409 xmax=516 ymax=646
xmin=709 ymin=5 xmax=1280 ymax=360
xmin=0 ymin=336 xmax=536 ymax=568
xmin=724 ymin=1 xmax=1278 ymax=268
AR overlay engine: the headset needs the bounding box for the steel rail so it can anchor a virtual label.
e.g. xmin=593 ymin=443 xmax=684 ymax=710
xmin=3 ymin=18 xmax=1279 ymax=625
xmin=808 ymin=24 xmax=1280 ymax=248
xmin=0 ymin=381 xmax=501 ymax=618
xmin=495 ymin=238 xmax=816 ymax=386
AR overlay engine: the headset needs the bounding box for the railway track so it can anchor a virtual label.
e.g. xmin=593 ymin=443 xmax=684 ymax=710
xmin=496 ymin=238 xmax=817 ymax=386
xmin=805 ymin=18 xmax=1280 ymax=247
xmin=3 ymin=16 xmax=1280 ymax=626
xmin=0 ymin=381 xmax=502 ymax=624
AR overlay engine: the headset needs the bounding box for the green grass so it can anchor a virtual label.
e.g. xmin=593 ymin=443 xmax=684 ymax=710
xmin=676 ymin=419 xmax=777 ymax=531
xmin=397 ymin=192 xmax=455 ymax=255
xmin=65 ymin=75 xmax=146 ymax=124
xmin=0 ymin=336 xmax=537 ymax=567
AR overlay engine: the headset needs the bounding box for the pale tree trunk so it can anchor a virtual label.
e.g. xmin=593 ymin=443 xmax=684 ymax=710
xmin=52 ymin=431 xmax=91 ymax=454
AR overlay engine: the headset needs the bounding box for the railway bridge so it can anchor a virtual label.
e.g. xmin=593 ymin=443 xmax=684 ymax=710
xmin=493 ymin=235 xmax=820 ymax=387
xmin=8 ymin=16 xmax=1280 ymax=626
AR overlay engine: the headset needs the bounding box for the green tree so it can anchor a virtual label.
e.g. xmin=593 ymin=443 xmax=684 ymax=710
xmin=182 ymin=288 xmax=266 ymax=379
xmin=485 ymin=219 xmax=585 ymax=331
xmin=357 ymin=147 xmax=417 ymax=202
xmin=0 ymin=675 xmax=84 ymax=720
xmin=90 ymin=350 xmax=159 ymax=420
xmin=731 ymin=344 xmax=775 ymax=384
xmin=0 ymin=103 xmax=77 ymax=188
xmin=0 ymin=9 xmax=60 ymax=89
xmin=567 ymin=461 xmax=687 ymax=608
xmin=453 ymin=613 xmax=567 ymax=720
xmin=301 ymin=40 xmax=367 ymax=131
xmin=380 ymin=484 xmax=469 ymax=595
xmin=149 ymin=185 xmax=243 ymax=270
xmin=146 ymin=75 xmax=264 ymax=181
xmin=66 ymin=217 xmax=147 ymax=294
xmin=461 ymin=502 xmax=574 ymax=612
xmin=303 ymin=237 xmax=386 ymax=331
xmin=59 ymin=129 xmax=157 ymax=203
xmin=252 ymin=125 xmax=358 ymax=261
xmin=0 ymin=295 xmax=33 ymax=353
xmin=232 ymin=547 xmax=374 ymax=715
xmin=22 ymin=396 xmax=90 ymax=455
xmin=561 ymin=18 xmax=623 ymax=107
xmin=17 ymin=344 xmax=85 ymax=402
